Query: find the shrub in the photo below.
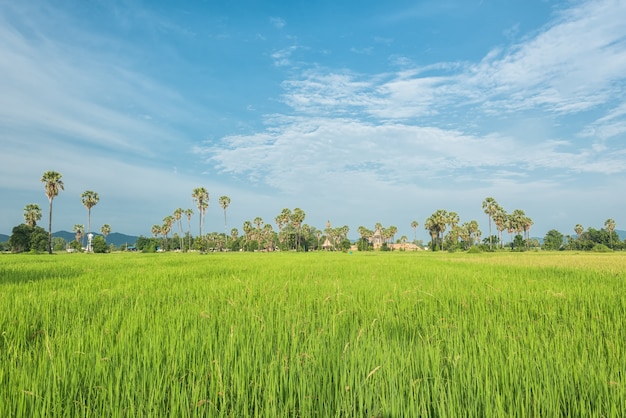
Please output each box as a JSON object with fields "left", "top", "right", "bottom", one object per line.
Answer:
{"left": 591, "top": 244, "right": 612, "bottom": 252}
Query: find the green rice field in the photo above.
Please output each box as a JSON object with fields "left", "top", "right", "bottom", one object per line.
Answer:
{"left": 1, "top": 251, "right": 625, "bottom": 417}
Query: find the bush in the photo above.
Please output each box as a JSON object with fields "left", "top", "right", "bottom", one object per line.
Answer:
{"left": 467, "top": 246, "right": 482, "bottom": 254}
{"left": 591, "top": 244, "right": 612, "bottom": 252}
{"left": 92, "top": 235, "right": 108, "bottom": 253}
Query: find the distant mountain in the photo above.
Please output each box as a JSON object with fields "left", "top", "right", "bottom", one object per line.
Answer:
{"left": 0, "top": 230, "right": 137, "bottom": 247}
{"left": 618, "top": 230, "right": 626, "bottom": 241}
{"left": 51, "top": 231, "right": 138, "bottom": 247}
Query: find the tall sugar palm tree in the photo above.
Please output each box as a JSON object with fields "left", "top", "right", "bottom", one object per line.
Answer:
{"left": 219, "top": 196, "right": 231, "bottom": 246}
{"left": 23, "top": 203, "right": 42, "bottom": 227}
{"left": 447, "top": 211, "right": 460, "bottom": 245}
{"left": 72, "top": 224, "right": 84, "bottom": 246}
{"left": 605, "top": 218, "right": 616, "bottom": 249}
{"left": 41, "top": 171, "right": 64, "bottom": 254}
{"left": 162, "top": 215, "right": 175, "bottom": 250}
{"left": 253, "top": 217, "right": 264, "bottom": 250}
{"left": 192, "top": 187, "right": 209, "bottom": 237}
{"left": 290, "top": 208, "right": 306, "bottom": 251}
{"left": 173, "top": 208, "right": 184, "bottom": 251}
{"left": 81, "top": 190, "right": 99, "bottom": 251}
{"left": 492, "top": 206, "right": 507, "bottom": 249}
{"left": 184, "top": 208, "right": 194, "bottom": 250}
{"left": 410, "top": 220, "right": 419, "bottom": 244}
{"left": 100, "top": 224, "right": 111, "bottom": 243}
{"left": 242, "top": 220, "right": 253, "bottom": 250}
{"left": 482, "top": 197, "right": 498, "bottom": 250}
{"left": 574, "top": 224, "right": 584, "bottom": 240}
{"left": 424, "top": 216, "right": 438, "bottom": 250}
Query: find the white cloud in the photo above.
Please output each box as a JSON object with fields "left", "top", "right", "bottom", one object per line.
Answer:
{"left": 270, "top": 17, "right": 286, "bottom": 29}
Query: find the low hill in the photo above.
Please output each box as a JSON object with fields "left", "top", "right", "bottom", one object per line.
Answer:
{"left": 0, "top": 233, "right": 8, "bottom": 243}
{"left": 52, "top": 231, "right": 138, "bottom": 247}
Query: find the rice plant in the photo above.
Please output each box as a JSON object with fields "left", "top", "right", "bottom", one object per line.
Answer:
{"left": 0, "top": 251, "right": 624, "bottom": 416}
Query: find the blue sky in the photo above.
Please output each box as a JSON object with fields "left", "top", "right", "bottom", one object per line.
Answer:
{"left": 1, "top": 0, "right": 625, "bottom": 241}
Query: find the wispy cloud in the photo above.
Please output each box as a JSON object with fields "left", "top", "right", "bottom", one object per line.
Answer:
{"left": 201, "top": 0, "right": 626, "bottom": 198}
{"left": 271, "top": 45, "right": 299, "bottom": 67}
{"left": 270, "top": 17, "right": 286, "bottom": 29}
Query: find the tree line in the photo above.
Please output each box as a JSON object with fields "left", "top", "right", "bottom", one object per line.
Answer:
{"left": 3, "top": 171, "right": 623, "bottom": 253}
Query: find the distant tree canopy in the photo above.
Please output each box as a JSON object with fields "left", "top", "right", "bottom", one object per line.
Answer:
{"left": 9, "top": 224, "right": 49, "bottom": 253}
{"left": 543, "top": 230, "right": 564, "bottom": 250}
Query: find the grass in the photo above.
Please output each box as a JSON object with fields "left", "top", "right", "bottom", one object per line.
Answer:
{"left": 0, "top": 251, "right": 625, "bottom": 417}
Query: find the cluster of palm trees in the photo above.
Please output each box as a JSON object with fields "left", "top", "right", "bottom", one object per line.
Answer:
{"left": 574, "top": 219, "right": 618, "bottom": 249}
{"left": 481, "top": 197, "right": 534, "bottom": 250}
{"left": 422, "top": 210, "right": 481, "bottom": 251}
{"left": 28, "top": 172, "right": 620, "bottom": 254}
{"left": 151, "top": 188, "right": 232, "bottom": 251}
{"left": 21, "top": 171, "right": 111, "bottom": 253}
{"left": 240, "top": 208, "right": 314, "bottom": 251}
{"left": 357, "top": 223, "right": 399, "bottom": 248}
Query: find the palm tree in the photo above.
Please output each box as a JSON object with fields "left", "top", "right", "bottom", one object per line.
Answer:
{"left": 522, "top": 216, "right": 534, "bottom": 248}
{"left": 482, "top": 197, "right": 498, "bottom": 250}
{"left": 253, "top": 217, "right": 263, "bottom": 249}
{"left": 173, "top": 208, "right": 184, "bottom": 251}
{"left": 162, "top": 215, "right": 175, "bottom": 250}
{"left": 605, "top": 218, "right": 616, "bottom": 249}
{"left": 184, "top": 208, "right": 194, "bottom": 250}
{"left": 81, "top": 190, "right": 99, "bottom": 252}
{"left": 426, "top": 209, "right": 449, "bottom": 251}
{"left": 23, "top": 204, "right": 42, "bottom": 227}
{"left": 219, "top": 196, "right": 231, "bottom": 246}
{"left": 492, "top": 206, "right": 507, "bottom": 249}
{"left": 230, "top": 228, "right": 239, "bottom": 245}
{"left": 242, "top": 220, "right": 253, "bottom": 250}
{"left": 191, "top": 187, "right": 209, "bottom": 237}
{"left": 574, "top": 224, "right": 584, "bottom": 240}
{"left": 410, "top": 220, "right": 419, "bottom": 243}
{"left": 41, "top": 171, "right": 64, "bottom": 254}
{"left": 467, "top": 220, "right": 480, "bottom": 248}
{"left": 290, "top": 208, "right": 306, "bottom": 251}
{"left": 262, "top": 223, "right": 274, "bottom": 251}
{"left": 72, "top": 224, "right": 84, "bottom": 246}
{"left": 100, "top": 224, "right": 111, "bottom": 243}
{"left": 424, "top": 216, "right": 438, "bottom": 250}
{"left": 447, "top": 212, "right": 460, "bottom": 245}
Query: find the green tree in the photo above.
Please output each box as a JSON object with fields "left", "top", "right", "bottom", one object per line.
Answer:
{"left": 543, "top": 229, "right": 564, "bottom": 251}
{"left": 81, "top": 190, "right": 99, "bottom": 251}
{"left": 41, "top": 170, "right": 64, "bottom": 254}
{"left": 9, "top": 224, "right": 33, "bottom": 253}
{"left": 91, "top": 235, "right": 108, "bottom": 253}
{"left": 23, "top": 204, "right": 42, "bottom": 227}
{"left": 52, "top": 236, "right": 67, "bottom": 252}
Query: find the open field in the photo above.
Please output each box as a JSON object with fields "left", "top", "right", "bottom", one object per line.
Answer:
{"left": 1, "top": 251, "right": 625, "bottom": 417}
